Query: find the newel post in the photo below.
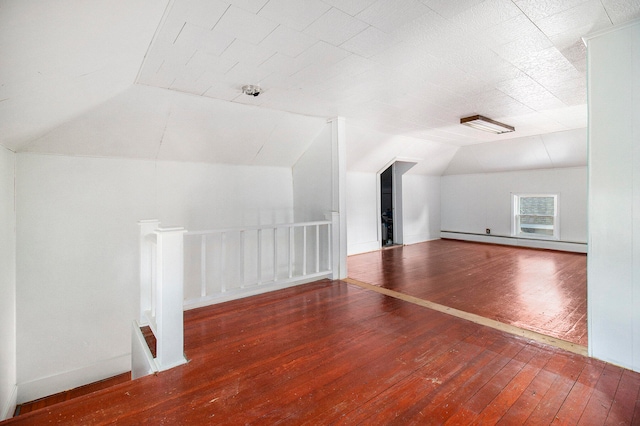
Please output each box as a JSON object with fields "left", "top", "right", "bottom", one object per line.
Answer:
{"left": 155, "top": 226, "right": 188, "bottom": 370}
{"left": 139, "top": 220, "right": 160, "bottom": 324}
{"left": 326, "top": 211, "right": 340, "bottom": 280}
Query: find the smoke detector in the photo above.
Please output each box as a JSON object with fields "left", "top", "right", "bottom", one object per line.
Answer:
{"left": 241, "top": 84, "right": 261, "bottom": 97}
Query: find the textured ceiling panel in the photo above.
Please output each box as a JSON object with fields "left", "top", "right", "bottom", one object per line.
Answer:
{"left": 3, "top": 0, "right": 639, "bottom": 173}
{"left": 303, "top": 7, "right": 369, "bottom": 46}
{"left": 127, "top": 0, "right": 640, "bottom": 151}
{"left": 257, "top": 0, "right": 331, "bottom": 31}
{"left": 321, "top": 0, "right": 377, "bottom": 16}
{"left": 355, "top": 0, "right": 431, "bottom": 33}
{"left": 214, "top": 5, "right": 278, "bottom": 44}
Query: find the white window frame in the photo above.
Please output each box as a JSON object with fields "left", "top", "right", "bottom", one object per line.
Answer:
{"left": 511, "top": 193, "right": 559, "bottom": 240}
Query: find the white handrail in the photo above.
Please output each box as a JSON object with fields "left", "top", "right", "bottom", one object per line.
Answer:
{"left": 185, "top": 220, "right": 331, "bottom": 235}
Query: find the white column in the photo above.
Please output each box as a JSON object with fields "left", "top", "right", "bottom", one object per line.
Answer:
{"left": 326, "top": 212, "right": 340, "bottom": 280}
{"left": 155, "top": 226, "right": 188, "bottom": 371}
{"left": 329, "top": 117, "right": 347, "bottom": 279}
{"left": 138, "top": 220, "right": 160, "bottom": 325}
{"left": 585, "top": 19, "right": 640, "bottom": 372}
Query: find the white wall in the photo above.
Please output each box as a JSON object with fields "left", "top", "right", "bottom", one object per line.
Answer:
{"left": 402, "top": 174, "right": 441, "bottom": 245}
{"left": 586, "top": 20, "right": 640, "bottom": 372}
{"left": 292, "top": 123, "right": 333, "bottom": 222}
{"left": 441, "top": 167, "right": 587, "bottom": 251}
{"left": 15, "top": 153, "right": 294, "bottom": 403}
{"left": 346, "top": 172, "right": 379, "bottom": 255}
{"left": 0, "top": 146, "right": 17, "bottom": 420}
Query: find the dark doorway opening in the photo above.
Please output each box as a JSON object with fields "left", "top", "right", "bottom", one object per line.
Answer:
{"left": 380, "top": 165, "right": 394, "bottom": 247}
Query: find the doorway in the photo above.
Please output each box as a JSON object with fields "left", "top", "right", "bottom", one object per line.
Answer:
{"left": 378, "top": 161, "right": 416, "bottom": 248}
{"left": 380, "top": 165, "right": 394, "bottom": 247}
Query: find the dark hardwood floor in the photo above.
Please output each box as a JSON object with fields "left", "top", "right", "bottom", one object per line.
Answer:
{"left": 6, "top": 279, "right": 639, "bottom": 425}
{"left": 348, "top": 239, "right": 588, "bottom": 346}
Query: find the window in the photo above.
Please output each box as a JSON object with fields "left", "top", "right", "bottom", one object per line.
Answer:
{"left": 512, "top": 194, "right": 558, "bottom": 239}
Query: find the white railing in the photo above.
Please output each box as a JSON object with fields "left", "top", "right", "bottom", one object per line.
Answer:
{"left": 133, "top": 212, "right": 339, "bottom": 378}
{"left": 183, "top": 213, "right": 338, "bottom": 309}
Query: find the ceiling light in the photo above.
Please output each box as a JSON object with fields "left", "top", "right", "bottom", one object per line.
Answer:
{"left": 460, "top": 115, "right": 515, "bottom": 134}
{"left": 241, "top": 84, "right": 261, "bottom": 97}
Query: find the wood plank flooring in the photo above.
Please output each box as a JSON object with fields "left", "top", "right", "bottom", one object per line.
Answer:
{"left": 6, "top": 280, "right": 639, "bottom": 425}
{"left": 348, "top": 239, "right": 588, "bottom": 346}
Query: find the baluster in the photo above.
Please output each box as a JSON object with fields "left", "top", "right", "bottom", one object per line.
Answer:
{"left": 257, "top": 228, "right": 262, "bottom": 284}
{"left": 221, "top": 232, "right": 226, "bottom": 293}
{"left": 316, "top": 225, "right": 320, "bottom": 273}
{"left": 200, "top": 235, "right": 206, "bottom": 298}
{"left": 326, "top": 223, "right": 331, "bottom": 272}
{"left": 138, "top": 219, "right": 160, "bottom": 325}
{"left": 151, "top": 242, "right": 157, "bottom": 319}
{"left": 273, "top": 227, "right": 278, "bottom": 282}
{"left": 288, "top": 226, "right": 293, "bottom": 279}
{"left": 302, "top": 225, "right": 307, "bottom": 276}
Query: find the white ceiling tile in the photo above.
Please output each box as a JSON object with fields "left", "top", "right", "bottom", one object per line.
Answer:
{"left": 321, "top": 0, "right": 378, "bottom": 16}
{"left": 477, "top": 14, "right": 544, "bottom": 46}
{"left": 202, "top": 74, "right": 248, "bottom": 101}
{"left": 154, "top": 12, "right": 189, "bottom": 45}
{"left": 175, "top": 0, "right": 230, "bottom": 30}
{"left": 514, "top": 0, "right": 592, "bottom": 21}
{"left": 443, "top": 45, "right": 511, "bottom": 78}
{"left": 258, "top": 0, "right": 331, "bottom": 31}
{"left": 138, "top": 41, "right": 196, "bottom": 87}
{"left": 326, "top": 54, "right": 377, "bottom": 79}
{"left": 449, "top": 0, "right": 522, "bottom": 32}
{"left": 304, "top": 8, "right": 369, "bottom": 46}
{"left": 219, "top": 38, "right": 275, "bottom": 66}
{"left": 258, "top": 53, "right": 299, "bottom": 75}
{"left": 391, "top": 6, "right": 453, "bottom": 42}
{"left": 225, "top": 60, "right": 274, "bottom": 84}
{"left": 552, "top": 85, "right": 586, "bottom": 106}
{"left": 534, "top": 0, "right": 611, "bottom": 37}
{"left": 601, "top": 0, "right": 640, "bottom": 24}
{"left": 175, "top": 24, "right": 236, "bottom": 56}
{"left": 356, "top": 0, "right": 431, "bottom": 33}
{"left": 259, "top": 25, "right": 318, "bottom": 57}
{"left": 511, "top": 47, "right": 583, "bottom": 88}
{"left": 295, "top": 41, "right": 351, "bottom": 69}
{"left": 213, "top": 5, "right": 279, "bottom": 44}
{"left": 340, "top": 26, "right": 398, "bottom": 58}
{"left": 420, "top": 0, "right": 485, "bottom": 19}
{"left": 490, "top": 31, "right": 554, "bottom": 63}
{"left": 190, "top": 50, "right": 238, "bottom": 75}
{"left": 227, "top": 0, "right": 270, "bottom": 14}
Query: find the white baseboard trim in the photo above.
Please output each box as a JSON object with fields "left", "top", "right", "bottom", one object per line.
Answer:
{"left": 403, "top": 234, "right": 439, "bottom": 246}
{"left": 17, "top": 354, "right": 130, "bottom": 404}
{"left": 1, "top": 384, "right": 17, "bottom": 420}
{"left": 348, "top": 240, "right": 380, "bottom": 256}
{"left": 440, "top": 231, "right": 587, "bottom": 253}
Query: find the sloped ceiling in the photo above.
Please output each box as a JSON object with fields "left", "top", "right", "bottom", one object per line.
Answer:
{"left": 1, "top": 0, "right": 639, "bottom": 173}
{"left": 20, "top": 85, "right": 327, "bottom": 167}
{"left": 0, "top": 0, "right": 167, "bottom": 150}
{"left": 443, "top": 127, "right": 587, "bottom": 175}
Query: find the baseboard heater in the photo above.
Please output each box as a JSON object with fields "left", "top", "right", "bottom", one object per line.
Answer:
{"left": 440, "top": 231, "right": 587, "bottom": 253}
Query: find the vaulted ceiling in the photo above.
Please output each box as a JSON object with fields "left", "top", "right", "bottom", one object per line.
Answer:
{"left": 1, "top": 0, "right": 639, "bottom": 174}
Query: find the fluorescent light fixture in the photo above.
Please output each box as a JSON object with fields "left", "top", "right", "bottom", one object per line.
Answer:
{"left": 460, "top": 115, "right": 515, "bottom": 134}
